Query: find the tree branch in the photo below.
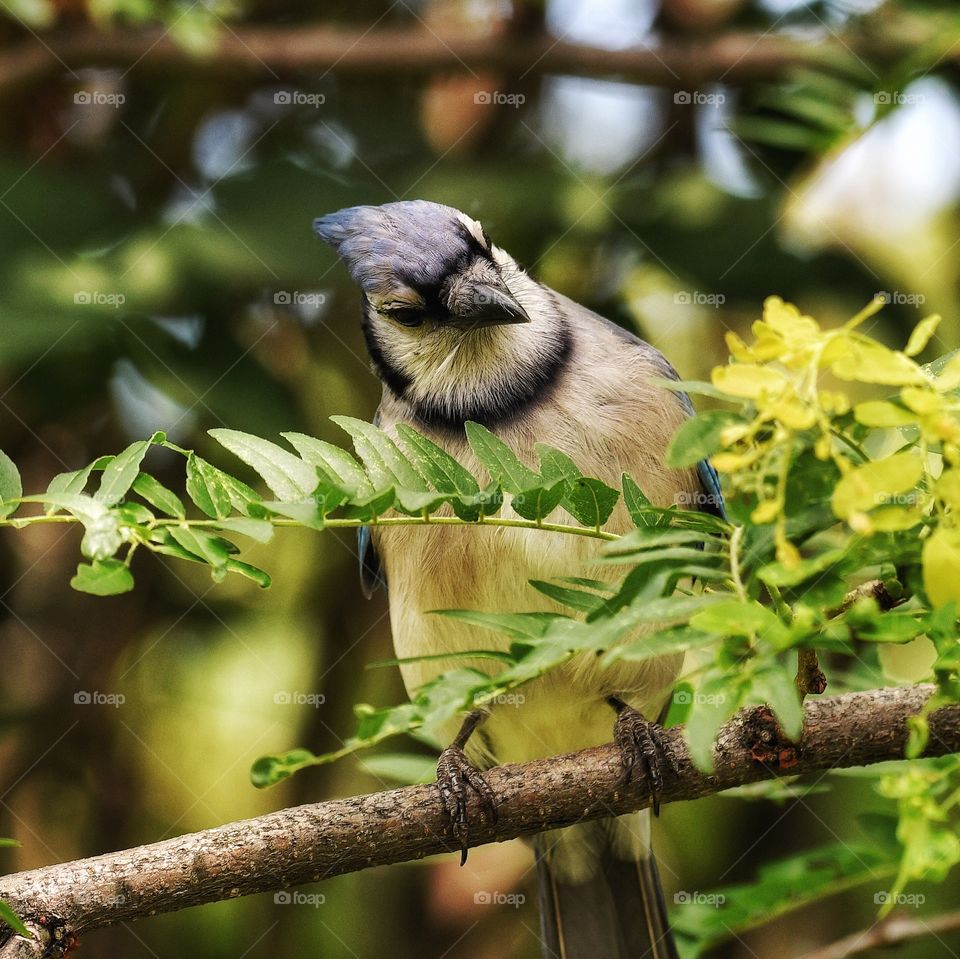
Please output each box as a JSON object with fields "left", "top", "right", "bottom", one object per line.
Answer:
{"left": 800, "top": 910, "right": 960, "bottom": 959}
{"left": 0, "top": 19, "right": 951, "bottom": 98}
{"left": 1, "top": 684, "right": 957, "bottom": 957}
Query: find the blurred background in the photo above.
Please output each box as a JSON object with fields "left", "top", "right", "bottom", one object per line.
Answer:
{"left": 1, "top": 0, "right": 960, "bottom": 956}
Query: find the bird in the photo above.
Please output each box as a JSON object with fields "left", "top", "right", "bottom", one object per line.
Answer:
{"left": 314, "top": 199, "right": 723, "bottom": 959}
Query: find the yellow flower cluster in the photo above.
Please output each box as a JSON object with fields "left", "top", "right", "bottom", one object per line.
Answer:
{"left": 708, "top": 296, "right": 960, "bottom": 603}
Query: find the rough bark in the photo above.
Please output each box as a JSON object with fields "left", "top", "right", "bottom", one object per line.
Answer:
{"left": 0, "top": 685, "right": 956, "bottom": 956}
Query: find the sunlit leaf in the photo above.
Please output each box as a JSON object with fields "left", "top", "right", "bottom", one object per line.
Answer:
{"left": 96, "top": 440, "right": 150, "bottom": 506}
{"left": 70, "top": 559, "right": 134, "bottom": 596}
{"left": 465, "top": 421, "right": 539, "bottom": 492}
{"left": 0, "top": 448, "right": 22, "bottom": 518}
{"left": 209, "top": 429, "right": 318, "bottom": 501}
{"left": 132, "top": 472, "right": 185, "bottom": 518}
{"left": 667, "top": 410, "right": 744, "bottom": 468}
{"left": 831, "top": 452, "right": 924, "bottom": 521}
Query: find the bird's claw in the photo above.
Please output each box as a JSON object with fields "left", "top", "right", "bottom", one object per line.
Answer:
{"left": 613, "top": 703, "right": 672, "bottom": 816}
{"left": 436, "top": 744, "right": 498, "bottom": 865}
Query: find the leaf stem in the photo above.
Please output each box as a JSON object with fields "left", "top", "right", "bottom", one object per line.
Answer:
{"left": 0, "top": 511, "right": 621, "bottom": 542}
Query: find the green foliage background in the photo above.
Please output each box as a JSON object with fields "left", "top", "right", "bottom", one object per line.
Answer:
{"left": 2, "top": 1, "right": 960, "bottom": 957}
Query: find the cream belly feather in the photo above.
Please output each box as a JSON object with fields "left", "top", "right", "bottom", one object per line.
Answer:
{"left": 372, "top": 320, "right": 700, "bottom": 772}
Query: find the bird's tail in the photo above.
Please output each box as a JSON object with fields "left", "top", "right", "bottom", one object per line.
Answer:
{"left": 534, "top": 815, "right": 678, "bottom": 959}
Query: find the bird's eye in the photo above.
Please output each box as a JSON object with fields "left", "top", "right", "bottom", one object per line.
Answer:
{"left": 384, "top": 306, "right": 423, "bottom": 328}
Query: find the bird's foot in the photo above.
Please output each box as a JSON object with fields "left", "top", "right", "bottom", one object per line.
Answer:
{"left": 436, "top": 744, "right": 498, "bottom": 866}
{"left": 609, "top": 697, "right": 672, "bottom": 816}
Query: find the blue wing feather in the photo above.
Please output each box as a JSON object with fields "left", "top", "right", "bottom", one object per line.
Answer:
{"left": 358, "top": 406, "right": 387, "bottom": 598}
{"left": 696, "top": 457, "right": 726, "bottom": 520}
{"left": 358, "top": 525, "right": 386, "bottom": 598}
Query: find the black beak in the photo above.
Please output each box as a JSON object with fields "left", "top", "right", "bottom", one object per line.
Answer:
{"left": 449, "top": 282, "right": 530, "bottom": 329}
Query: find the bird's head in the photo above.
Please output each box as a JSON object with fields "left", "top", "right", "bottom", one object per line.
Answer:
{"left": 315, "top": 200, "right": 568, "bottom": 428}
{"left": 314, "top": 199, "right": 529, "bottom": 332}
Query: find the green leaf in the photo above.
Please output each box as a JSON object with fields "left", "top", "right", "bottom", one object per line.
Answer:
{"left": 96, "top": 440, "right": 150, "bottom": 506}
{"left": 622, "top": 472, "right": 661, "bottom": 528}
{"left": 748, "top": 665, "right": 803, "bottom": 739}
{"left": 331, "top": 417, "right": 426, "bottom": 490}
{"left": 224, "top": 559, "right": 272, "bottom": 588}
{"left": 263, "top": 500, "right": 325, "bottom": 528}
{"left": 536, "top": 443, "right": 582, "bottom": 484}
{"left": 465, "top": 421, "right": 539, "bottom": 493}
{"left": 396, "top": 424, "right": 479, "bottom": 496}
{"left": 209, "top": 429, "right": 318, "bottom": 501}
{"left": 603, "top": 527, "right": 719, "bottom": 560}
{"left": 529, "top": 579, "right": 606, "bottom": 614}
{"left": 603, "top": 626, "right": 716, "bottom": 665}
{"left": 281, "top": 432, "right": 373, "bottom": 498}
{"left": 756, "top": 549, "right": 846, "bottom": 588}
{"left": 369, "top": 649, "right": 514, "bottom": 669}
{"left": 332, "top": 418, "right": 441, "bottom": 514}
{"left": 671, "top": 843, "right": 893, "bottom": 956}
{"left": 397, "top": 424, "right": 483, "bottom": 520}
{"left": 831, "top": 451, "right": 924, "bottom": 520}
{"left": 22, "top": 491, "right": 107, "bottom": 525}
{"left": 250, "top": 748, "right": 319, "bottom": 788}
{"left": 667, "top": 410, "right": 743, "bottom": 469}
{"left": 563, "top": 477, "right": 619, "bottom": 528}
{"left": 45, "top": 463, "right": 97, "bottom": 504}
{"left": 216, "top": 517, "right": 274, "bottom": 543}
{"left": 431, "top": 609, "right": 566, "bottom": 640}
{"left": 0, "top": 899, "right": 30, "bottom": 939}
{"left": 70, "top": 559, "right": 135, "bottom": 596}
{"left": 536, "top": 443, "right": 619, "bottom": 526}
{"left": 510, "top": 481, "right": 566, "bottom": 522}
{"left": 340, "top": 487, "right": 397, "bottom": 522}
{"left": 132, "top": 472, "right": 185, "bottom": 518}
{"left": 186, "top": 454, "right": 232, "bottom": 519}
{"left": 691, "top": 600, "right": 791, "bottom": 650}
{"left": 169, "top": 527, "right": 231, "bottom": 569}
{"left": 647, "top": 376, "right": 734, "bottom": 400}
{"left": 117, "top": 502, "right": 154, "bottom": 526}
{"left": 684, "top": 672, "right": 743, "bottom": 772}
{"left": 0, "top": 448, "right": 22, "bottom": 518}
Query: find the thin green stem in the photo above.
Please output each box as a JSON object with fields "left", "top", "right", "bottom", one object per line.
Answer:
{"left": 0, "top": 511, "right": 621, "bottom": 542}
{"left": 729, "top": 524, "right": 747, "bottom": 602}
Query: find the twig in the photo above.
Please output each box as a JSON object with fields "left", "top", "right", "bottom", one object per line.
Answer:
{"left": 800, "top": 909, "right": 960, "bottom": 959}
{"left": 0, "top": 684, "right": 957, "bottom": 957}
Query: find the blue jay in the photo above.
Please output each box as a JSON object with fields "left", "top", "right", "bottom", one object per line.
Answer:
{"left": 315, "top": 200, "right": 723, "bottom": 959}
